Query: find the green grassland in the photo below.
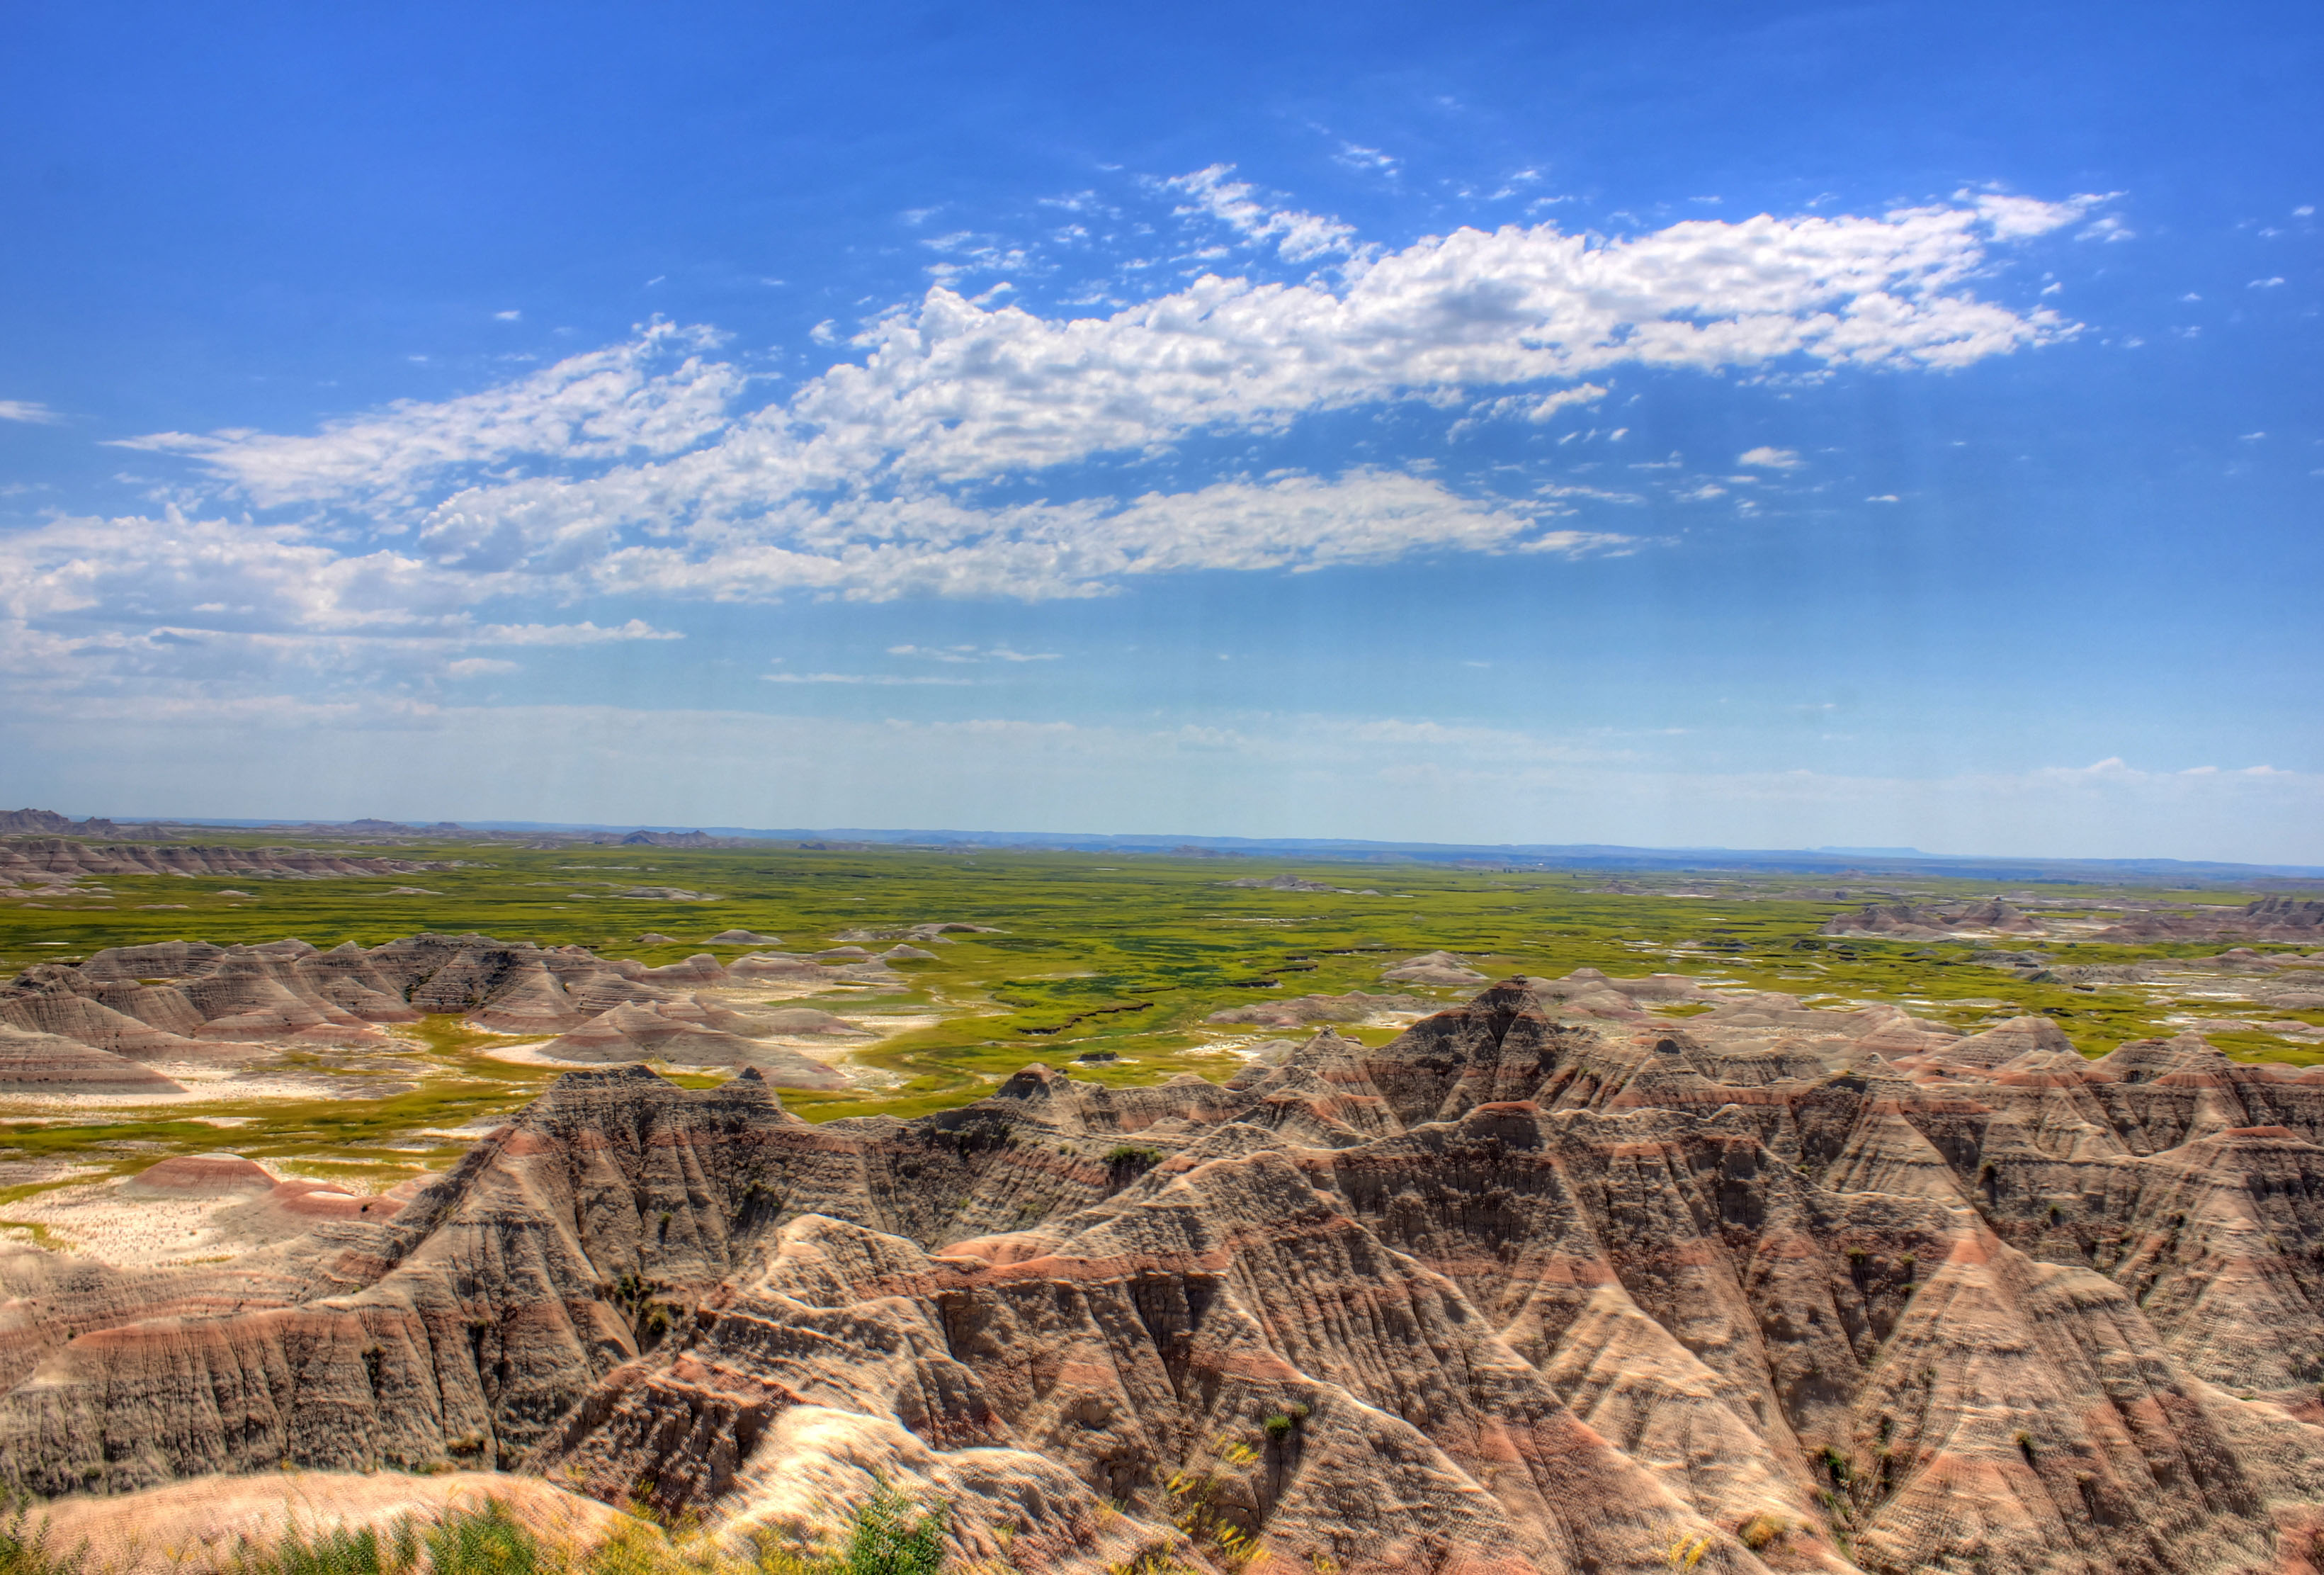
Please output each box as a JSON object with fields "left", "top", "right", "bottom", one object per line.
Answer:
{"left": 2, "top": 842, "right": 2320, "bottom": 1204}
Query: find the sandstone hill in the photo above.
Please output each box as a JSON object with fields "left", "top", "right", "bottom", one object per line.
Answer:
{"left": 0, "top": 838, "right": 458, "bottom": 883}
{"left": 2092, "top": 896, "right": 2324, "bottom": 943}
{"left": 0, "top": 932, "right": 890, "bottom": 1085}
{"left": 1223, "top": 874, "right": 1383, "bottom": 895}
{"left": 12, "top": 972, "right": 2324, "bottom": 1570}
{"left": 0, "top": 808, "right": 174, "bottom": 840}
{"left": 1820, "top": 898, "right": 2039, "bottom": 938}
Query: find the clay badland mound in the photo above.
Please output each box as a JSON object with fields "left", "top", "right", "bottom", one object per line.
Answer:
{"left": 0, "top": 934, "right": 883, "bottom": 1078}
{"left": 11, "top": 979, "right": 2324, "bottom": 1571}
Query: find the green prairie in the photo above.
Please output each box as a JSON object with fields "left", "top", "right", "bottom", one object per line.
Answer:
{"left": 3, "top": 841, "right": 2318, "bottom": 1205}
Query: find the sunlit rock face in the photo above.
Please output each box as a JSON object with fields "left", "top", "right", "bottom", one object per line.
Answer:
{"left": 11, "top": 976, "right": 2324, "bottom": 1574}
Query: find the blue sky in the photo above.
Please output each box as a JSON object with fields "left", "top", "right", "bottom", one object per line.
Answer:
{"left": 2, "top": 1, "right": 2318, "bottom": 859}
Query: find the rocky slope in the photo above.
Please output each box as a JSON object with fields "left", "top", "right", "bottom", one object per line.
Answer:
{"left": 0, "top": 932, "right": 888, "bottom": 1085}
{"left": 1820, "top": 898, "right": 2039, "bottom": 937}
{"left": 0, "top": 838, "right": 458, "bottom": 882}
{"left": 11, "top": 974, "right": 2324, "bottom": 1571}
{"left": 2092, "top": 896, "right": 2324, "bottom": 943}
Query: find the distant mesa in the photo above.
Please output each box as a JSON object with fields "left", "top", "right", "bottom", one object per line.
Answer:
{"left": 752, "top": 1007, "right": 868, "bottom": 1037}
{"left": 1379, "top": 949, "right": 1490, "bottom": 986}
{"left": 1819, "top": 893, "right": 2324, "bottom": 945}
{"left": 1207, "top": 990, "right": 1432, "bottom": 1029}
{"left": 725, "top": 949, "right": 905, "bottom": 986}
{"left": 2092, "top": 896, "right": 2324, "bottom": 943}
{"left": 707, "top": 929, "right": 781, "bottom": 944}
{"left": 832, "top": 921, "right": 1004, "bottom": 944}
{"left": 1224, "top": 873, "right": 1383, "bottom": 895}
{"left": 0, "top": 837, "right": 458, "bottom": 884}
{"left": 1821, "top": 897, "right": 2039, "bottom": 939}
{"left": 0, "top": 808, "right": 174, "bottom": 842}
{"left": 533, "top": 999, "right": 850, "bottom": 1089}
{"left": 0, "top": 930, "right": 904, "bottom": 1066}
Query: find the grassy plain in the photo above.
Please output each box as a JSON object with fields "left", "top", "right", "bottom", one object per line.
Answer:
{"left": 3, "top": 841, "right": 2320, "bottom": 1210}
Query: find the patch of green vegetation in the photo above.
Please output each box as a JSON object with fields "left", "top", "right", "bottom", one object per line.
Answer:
{"left": 5, "top": 842, "right": 2319, "bottom": 1188}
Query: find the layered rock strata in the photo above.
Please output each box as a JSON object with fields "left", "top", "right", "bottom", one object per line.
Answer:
{"left": 0, "top": 839, "right": 456, "bottom": 881}
{"left": 11, "top": 977, "right": 2324, "bottom": 1571}
{"left": 0, "top": 935, "right": 880, "bottom": 1083}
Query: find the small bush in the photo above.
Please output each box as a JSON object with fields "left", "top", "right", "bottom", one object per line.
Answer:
{"left": 1101, "top": 1146, "right": 1162, "bottom": 1170}
{"left": 830, "top": 1483, "right": 946, "bottom": 1575}
{"left": 426, "top": 1498, "right": 543, "bottom": 1575}
{"left": 240, "top": 1518, "right": 421, "bottom": 1575}
{"left": 1262, "top": 1414, "right": 1295, "bottom": 1441}
{"left": 1737, "top": 1513, "right": 1786, "bottom": 1551}
{"left": 0, "top": 1501, "right": 91, "bottom": 1575}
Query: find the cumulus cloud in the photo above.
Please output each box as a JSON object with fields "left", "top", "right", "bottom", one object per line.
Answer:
{"left": 153, "top": 191, "right": 2088, "bottom": 526}
{"left": 69, "top": 181, "right": 2097, "bottom": 635}
{"left": 1738, "top": 446, "right": 1803, "bottom": 469}
{"left": 591, "top": 470, "right": 1624, "bottom": 603}
{"left": 0, "top": 400, "right": 61, "bottom": 424}
{"left": 1162, "top": 164, "right": 1361, "bottom": 261}
{"left": 116, "top": 319, "right": 743, "bottom": 509}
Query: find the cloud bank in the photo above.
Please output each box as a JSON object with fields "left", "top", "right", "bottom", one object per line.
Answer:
{"left": 101, "top": 185, "right": 2091, "bottom": 614}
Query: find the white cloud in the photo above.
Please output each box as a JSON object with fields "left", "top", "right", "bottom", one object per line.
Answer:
{"left": 1161, "top": 165, "right": 1361, "bottom": 261}
{"left": 1469, "top": 383, "right": 1609, "bottom": 424}
{"left": 0, "top": 400, "right": 61, "bottom": 424}
{"left": 116, "top": 319, "right": 743, "bottom": 509}
{"left": 2250, "top": 277, "right": 2286, "bottom": 289}
{"left": 474, "top": 619, "right": 683, "bottom": 644}
{"left": 591, "top": 470, "right": 1626, "bottom": 602}
{"left": 890, "top": 643, "right": 1060, "bottom": 662}
{"left": 1333, "top": 143, "right": 1400, "bottom": 176}
{"left": 1737, "top": 446, "right": 1802, "bottom": 469}
{"left": 1866, "top": 494, "right": 1900, "bottom": 503}
{"left": 446, "top": 657, "right": 517, "bottom": 677}
{"left": 494, "top": 310, "right": 523, "bottom": 322}
{"left": 99, "top": 185, "right": 2091, "bottom": 611}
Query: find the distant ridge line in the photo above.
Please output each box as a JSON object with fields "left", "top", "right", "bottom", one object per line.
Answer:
{"left": 30, "top": 811, "right": 2324, "bottom": 883}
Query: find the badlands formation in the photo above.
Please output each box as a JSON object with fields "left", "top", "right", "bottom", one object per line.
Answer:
{"left": 0, "top": 932, "right": 917, "bottom": 1092}
{"left": 11, "top": 967, "right": 2324, "bottom": 1572}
